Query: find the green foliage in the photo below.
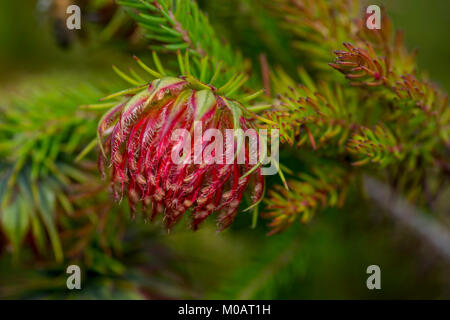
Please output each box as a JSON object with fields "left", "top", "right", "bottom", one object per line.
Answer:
{"left": 101, "top": 50, "right": 254, "bottom": 101}
{"left": 267, "top": 0, "right": 360, "bottom": 73}
{"left": 259, "top": 0, "right": 449, "bottom": 211}
{"left": 264, "top": 165, "right": 349, "bottom": 234}
{"left": 118, "top": 0, "right": 248, "bottom": 89}
{"left": 0, "top": 72, "right": 123, "bottom": 261}
{"left": 266, "top": 67, "right": 360, "bottom": 151}
{"left": 347, "top": 124, "right": 403, "bottom": 167}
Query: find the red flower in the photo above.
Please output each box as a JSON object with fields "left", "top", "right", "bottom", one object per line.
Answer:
{"left": 98, "top": 77, "right": 264, "bottom": 230}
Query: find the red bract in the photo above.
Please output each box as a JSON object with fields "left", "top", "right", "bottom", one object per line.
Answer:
{"left": 98, "top": 77, "right": 264, "bottom": 230}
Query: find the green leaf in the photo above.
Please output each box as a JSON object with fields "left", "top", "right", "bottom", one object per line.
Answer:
{"left": 37, "top": 185, "right": 63, "bottom": 263}
{"left": 1, "top": 196, "right": 30, "bottom": 259}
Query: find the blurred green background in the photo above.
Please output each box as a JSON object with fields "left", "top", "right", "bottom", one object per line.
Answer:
{"left": 0, "top": 0, "right": 448, "bottom": 299}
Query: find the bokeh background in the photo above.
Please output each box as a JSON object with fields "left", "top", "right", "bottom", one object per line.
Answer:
{"left": 0, "top": 0, "right": 449, "bottom": 299}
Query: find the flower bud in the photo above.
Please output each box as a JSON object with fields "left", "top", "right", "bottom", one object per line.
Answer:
{"left": 98, "top": 77, "right": 264, "bottom": 230}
